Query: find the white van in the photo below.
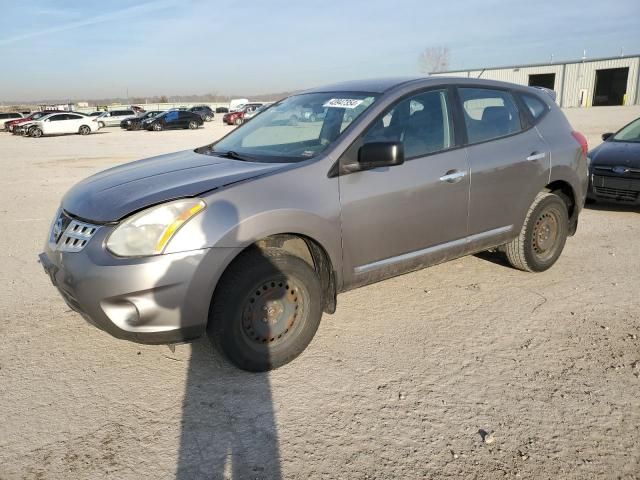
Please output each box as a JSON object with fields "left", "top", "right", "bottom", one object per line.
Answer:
{"left": 229, "top": 98, "right": 249, "bottom": 112}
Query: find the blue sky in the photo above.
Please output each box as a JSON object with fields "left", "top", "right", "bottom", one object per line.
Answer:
{"left": 1, "top": 0, "right": 639, "bottom": 101}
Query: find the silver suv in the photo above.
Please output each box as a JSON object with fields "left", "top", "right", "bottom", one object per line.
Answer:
{"left": 40, "top": 77, "right": 588, "bottom": 371}
{"left": 96, "top": 109, "right": 138, "bottom": 127}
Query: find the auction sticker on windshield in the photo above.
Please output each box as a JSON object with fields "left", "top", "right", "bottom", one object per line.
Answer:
{"left": 323, "top": 98, "right": 364, "bottom": 109}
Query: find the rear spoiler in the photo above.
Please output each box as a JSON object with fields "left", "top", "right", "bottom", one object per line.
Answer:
{"left": 531, "top": 86, "right": 557, "bottom": 102}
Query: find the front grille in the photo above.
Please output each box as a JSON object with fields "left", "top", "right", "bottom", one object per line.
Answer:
{"left": 593, "top": 186, "right": 639, "bottom": 202}
{"left": 50, "top": 210, "right": 100, "bottom": 252}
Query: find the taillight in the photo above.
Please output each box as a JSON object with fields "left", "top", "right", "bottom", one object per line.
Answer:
{"left": 571, "top": 131, "right": 588, "bottom": 156}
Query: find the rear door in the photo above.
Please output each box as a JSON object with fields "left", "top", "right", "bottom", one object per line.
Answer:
{"left": 339, "top": 88, "right": 469, "bottom": 287}
{"left": 64, "top": 114, "right": 85, "bottom": 133}
{"left": 457, "top": 86, "right": 550, "bottom": 247}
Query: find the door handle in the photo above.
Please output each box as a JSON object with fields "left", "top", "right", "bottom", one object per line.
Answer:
{"left": 439, "top": 170, "right": 466, "bottom": 183}
{"left": 526, "top": 152, "right": 546, "bottom": 161}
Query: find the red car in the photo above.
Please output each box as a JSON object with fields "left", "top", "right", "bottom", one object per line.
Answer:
{"left": 223, "top": 103, "right": 264, "bottom": 125}
{"left": 5, "top": 110, "right": 61, "bottom": 132}
{"left": 223, "top": 110, "right": 245, "bottom": 126}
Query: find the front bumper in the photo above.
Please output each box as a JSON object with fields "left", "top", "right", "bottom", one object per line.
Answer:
{"left": 39, "top": 225, "right": 242, "bottom": 344}
{"left": 588, "top": 172, "right": 640, "bottom": 205}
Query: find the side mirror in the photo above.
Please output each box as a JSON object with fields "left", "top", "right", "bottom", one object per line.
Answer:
{"left": 358, "top": 142, "right": 404, "bottom": 170}
{"left": 602, "top": 132, "right": 614, "bottom": 141}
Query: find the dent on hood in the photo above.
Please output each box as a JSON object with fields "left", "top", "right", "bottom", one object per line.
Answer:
{"left": 61, "top": 150, "right": 290, "bottom": 223}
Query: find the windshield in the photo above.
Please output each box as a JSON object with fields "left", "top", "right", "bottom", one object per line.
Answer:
{"left": 206, "top": 92, "right": 377, "bottom": 162}
{"left": 612, "top": 118, "right": 640, "bottom": 142}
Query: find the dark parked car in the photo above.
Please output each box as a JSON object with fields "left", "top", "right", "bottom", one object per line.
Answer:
{"left": 587, "top": 117, "right": 640, "bottom": 205}
{"left": 143, "top": 110, "right": 203, "bottom": 131}
{"left": 120, "top": 111, "right": 163, "bottom": 130}
{"left": 215, "top": 106, "right": 229, "bottom": 114}
{"left": 40, "top": 77, "right": 587, "bottom": 372}
{"left": 189, "top": 105, "right": 215, "bottom": 121}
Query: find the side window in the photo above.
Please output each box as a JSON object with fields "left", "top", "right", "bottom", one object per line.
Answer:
{"left": 459, "top": 88, "right": 522, "bottom": 143}
{"left": 49, "top": 114, "right": 65, "bottom": 121}
{"left": 0, "top": 114, "right": 8, "bottom": 119}
{"left": 520, "top": 93, "right": 548, "bottom": 121}
{"left": 362, "top": 89, "right": 453, "bottom": 158}
{"left": 166, "top": 111, "right": 179, "bottom": 121}
{"left": 67, "top": 114, "right": 83, "bottom": 120}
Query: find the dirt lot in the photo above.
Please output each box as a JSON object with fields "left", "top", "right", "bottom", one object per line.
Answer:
{"left": 1, "top": 107, "right": 639, "bottom": 480}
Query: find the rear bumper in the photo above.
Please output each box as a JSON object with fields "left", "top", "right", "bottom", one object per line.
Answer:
{"left": 39, "top": 233, "right": 242, "bottom": 344}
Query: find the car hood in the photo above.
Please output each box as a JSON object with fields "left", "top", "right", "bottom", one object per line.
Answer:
{"left": 62, "top": 149, "right": 291, "bottom": 222}
{"left": 589, "top": 141, "right": 640, "bottom": 168}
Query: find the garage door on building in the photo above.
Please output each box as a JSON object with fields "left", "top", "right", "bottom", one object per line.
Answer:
{"left": 593, "top": 68, "right": 629, "bottom": 106}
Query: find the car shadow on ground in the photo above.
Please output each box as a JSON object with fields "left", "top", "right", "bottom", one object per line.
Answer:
{"left": 584, "top": 201, "right": 639, "bottom": 213}
{"left": 473, "top": 250, "right": 514, "bottom": 269}
{"left": 175, "top": 340, "right": 282, "bottom": 479}
{"left": 151, "top": 199, "right": 283, "bottom": 479}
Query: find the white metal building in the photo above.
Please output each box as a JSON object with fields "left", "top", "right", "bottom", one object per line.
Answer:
{"left": 432, "top": 54, "right": 640, "bottom": 108}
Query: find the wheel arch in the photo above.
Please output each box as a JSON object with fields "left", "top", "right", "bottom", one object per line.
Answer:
{"left": 544, "top": 180, "right": 578, "bottom": 235}
{"left": 209, "top": 232, "right": 338, "bottom": 317}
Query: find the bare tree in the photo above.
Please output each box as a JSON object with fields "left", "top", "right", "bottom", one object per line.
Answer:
{"left": 419, "top": 46, "right": 450, "bottom": 74}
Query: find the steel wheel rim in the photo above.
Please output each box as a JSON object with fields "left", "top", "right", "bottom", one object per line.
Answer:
{"left": 240, "top": 277, "right": 306, "bottom": 346}
{"left": 532, "top": 208, "right": 560, "bottom": 261}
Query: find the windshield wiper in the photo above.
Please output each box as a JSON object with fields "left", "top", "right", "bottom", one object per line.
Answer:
{"left": 211, "top": 150, "right": 255, "bottom": 162}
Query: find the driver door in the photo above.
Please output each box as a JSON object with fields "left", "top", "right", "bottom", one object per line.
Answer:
{"left": 338, "top": 88, "right": 470, "bottom": 287}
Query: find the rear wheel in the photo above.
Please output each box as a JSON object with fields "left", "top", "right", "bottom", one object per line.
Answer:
{"left": 188, "top": 120, "right": 198, "bottom": 129}
{"left": 208, "top": 248, "right": 322, "bottom": 372}
{"left": 31, "top": 127, "right": 43, "bottom": 138}
{"left": 505, "top": 192, "right": 568, "bottom": 272}
{"left": 78, "top": 125, "right": 91, "bottom": 135}
{"left": 98, "top": 121, "right": 105, "bottom": 128}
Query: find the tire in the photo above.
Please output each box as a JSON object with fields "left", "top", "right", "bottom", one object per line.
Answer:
{"left": 153, "top": 123, "right": 163, "bottom": 131}
{"left": 98, "top": 121, "right": 105, "bottom": 128}
{"left": 234, "top": 117, "right": 243, "bottom": 126}
{"left": 205, "top": 114, "right": 213, "bottom": 122}
{"left": 188, "top": 120, "right": 198, "bottom": 129}
{"left": 505, "top": 192, "right": 569, "bottom": 272}
{"left": 208, "top": 248, "right": 323, "bottom": 372}
{"left": 31, "top": 127, "right": 43, "bottom": 138}
{"left": 78, "top": 125, "right": 91, "bottom": 135}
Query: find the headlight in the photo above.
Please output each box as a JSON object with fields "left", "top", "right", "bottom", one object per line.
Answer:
{"left": 106, "top": 199, "right": 206, "bottom": 257}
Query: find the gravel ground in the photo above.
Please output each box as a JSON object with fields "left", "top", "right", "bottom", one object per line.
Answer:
{"left": 0, "top": 107, "right": 639, "bottom": 480}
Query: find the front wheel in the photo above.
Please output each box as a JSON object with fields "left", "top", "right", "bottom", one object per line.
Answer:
{"left": 153, "top": 123, "right": 163, "bottom": 131}
{"left": 188, "top": 120, "right": 198, "bottom": 129}
{"left": 31, "top": 127, "right": 43, "bottom": 138}
{"left": 98, "top": 121, "right": 105, "bottom": 128}
{"left": 205, "top": 114, "right": 213, "bottom": 122}
{"left": 234, "top": 117, "right": 243, "bottom": 126}
{"left": 208, "top": 248, "right": 323, "bottom": 372}
{"left": 505, "top": 192, "right": 569, "bottom": 272}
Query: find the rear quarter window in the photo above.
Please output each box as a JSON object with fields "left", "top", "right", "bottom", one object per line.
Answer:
{"left": 520, "top": 93, "right": 549, "bottom": 121}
